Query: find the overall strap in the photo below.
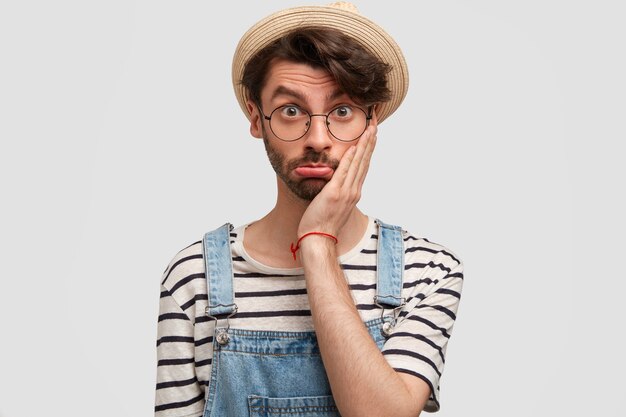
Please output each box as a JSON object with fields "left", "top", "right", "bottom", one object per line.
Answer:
{"left": 203, "top": 223, "right": 237, "bottom": 317}
{"left": 375, "top": 219, "right": 405, "bottom": 308}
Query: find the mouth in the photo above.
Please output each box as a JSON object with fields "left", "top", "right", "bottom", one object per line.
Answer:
{"left": 293, "top": 164, "right": 334, "bottom": 178}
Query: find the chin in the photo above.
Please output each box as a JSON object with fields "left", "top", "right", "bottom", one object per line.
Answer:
{"left": 290, "top": 178, "right": 328, "bottom": 201}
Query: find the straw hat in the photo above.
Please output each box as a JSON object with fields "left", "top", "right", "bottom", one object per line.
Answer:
{"left": 231, "top": 2, "right": 409, "bottom": 124}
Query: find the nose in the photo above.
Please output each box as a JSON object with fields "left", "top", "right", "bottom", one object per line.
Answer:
{"left": 303, "top": 114, "right": 333, "bottom": 151}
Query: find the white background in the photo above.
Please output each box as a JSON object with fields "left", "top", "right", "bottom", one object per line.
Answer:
{"left": 1, "top": 1, "right": 624, "bottom": 416}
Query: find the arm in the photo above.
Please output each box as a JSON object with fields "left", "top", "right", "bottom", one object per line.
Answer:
{"left": 300, "top": 238, "right": 430, "bottom": 417}
{"left": 155, "top": 281, "right": 205, "bottom": 417}
{"left": 297, "top": 115, "right": 430, "bottom": 416}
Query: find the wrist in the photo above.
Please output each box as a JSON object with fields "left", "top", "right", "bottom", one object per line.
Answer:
{"left": 299, "top": 234, "right": 337, "bottom": 251}
{"left": 299, "top": 236, "right": 338, "bottom": 265}
{"left": 291, "top": 232, "right": 338, "bottom": 261}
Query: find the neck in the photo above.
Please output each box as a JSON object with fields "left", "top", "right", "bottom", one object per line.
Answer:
{"left": 243, "top": 179, "right": 369, "bottom": 268}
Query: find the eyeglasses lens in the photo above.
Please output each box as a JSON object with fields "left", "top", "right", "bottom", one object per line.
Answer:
{"left": 269, "top": 105, "right": 367, "bottom": 142}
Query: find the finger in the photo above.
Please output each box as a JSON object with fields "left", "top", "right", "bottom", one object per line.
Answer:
{"left": 350, "top": 107, "right": 378, "bottom": 186}
{"left": 342, "top": 128, "right": 371, "bottom": 189}
{"left": 348, "top": 127, "right": 375, "bottom": 190}
{"left": 331, "top": 144, "right": 357, "bottom": 187}
{"left": 354, "top": 129, "right": 376, "bottom": 190}
{"left": 350, "top": 120, "right": 378, "bottom": 184}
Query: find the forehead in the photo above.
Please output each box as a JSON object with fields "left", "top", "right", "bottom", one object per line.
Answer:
{"left": 261, "top": 59, "right": 349, "bottom": 103}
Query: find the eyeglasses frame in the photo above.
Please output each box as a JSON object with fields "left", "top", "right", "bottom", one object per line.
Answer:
{"left": 258, "top": 104, "right": 373, "bottom": 142}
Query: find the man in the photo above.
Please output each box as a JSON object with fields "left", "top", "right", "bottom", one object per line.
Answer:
{"left": 155, "top": 3, "right": 463, "bottom": 416}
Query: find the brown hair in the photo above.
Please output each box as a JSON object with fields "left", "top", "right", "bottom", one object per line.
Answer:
{"left": 241, "top": 27, "right": 392, "bottom": 107}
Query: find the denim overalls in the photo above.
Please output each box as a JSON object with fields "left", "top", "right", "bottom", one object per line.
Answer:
{"left": 201, "top": 220, "right": 405, "bottom": 417}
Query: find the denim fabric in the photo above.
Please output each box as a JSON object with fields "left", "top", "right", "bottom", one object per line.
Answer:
{"left": 375, "top": 220, "right": 404, "bottom": 308}
{"left": 248, "top": 394, "right": 339, "bottom": 417}
{"left": 204, "top": 319, "right": 388, "bottom": 416}
{"left": 202, "top": 220, "right": 403, "bottom": 417}
{"left": 203, "top": 223, "right": 237, "bottom": 317}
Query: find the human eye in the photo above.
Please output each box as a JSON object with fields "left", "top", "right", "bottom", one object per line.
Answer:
{"left": 330, "top": 105, "right": 354, "bottom": 120}
{"left": 279, "top": 105, "right": 305, "bottom": 119}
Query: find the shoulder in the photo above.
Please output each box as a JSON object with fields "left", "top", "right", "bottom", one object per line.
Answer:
{"left": 374, "top": 217, "right": 463, "bottom": 280}
{"left": 402, "top": 229, "right": 462, "bottom": 273}
{"left": 393, "top": 226, "right": 464, "bottom": 292}
{"left": 160, "top": 239, "right": 207, "bottom": 320}
{"left": 161, "top": 240, "right": 204, "bottom": 289}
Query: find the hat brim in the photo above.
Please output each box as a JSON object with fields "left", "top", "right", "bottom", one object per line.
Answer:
{"left": 232, "top": 5, "right": 409, "bottom": 124}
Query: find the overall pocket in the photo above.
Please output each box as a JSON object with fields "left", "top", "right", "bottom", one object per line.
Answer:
{"left": 248, "top": 395, "right": 340, "bottom": 417}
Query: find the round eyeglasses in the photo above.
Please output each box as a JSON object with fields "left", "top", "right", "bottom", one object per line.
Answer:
{"left": 260, "top": 104, "right": 372, "bottom": 142}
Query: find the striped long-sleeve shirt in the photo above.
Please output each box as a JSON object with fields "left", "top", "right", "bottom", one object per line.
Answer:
{"left": 155, "top": 217, "right": 463, "bottom": 416}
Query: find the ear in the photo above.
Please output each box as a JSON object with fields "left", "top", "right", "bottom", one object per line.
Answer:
{"left": 369, "top": 104, "right": 379, "bottom": 128}
{"left": 246, "top": 99, "right": 263, "bottom": 139}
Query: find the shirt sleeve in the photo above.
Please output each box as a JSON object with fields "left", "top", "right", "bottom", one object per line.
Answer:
{"left": 382, "top": 246, "right": 464, "bottom": 413}
{"left": 155, "top": 264, "right": 206, "bottom": 417}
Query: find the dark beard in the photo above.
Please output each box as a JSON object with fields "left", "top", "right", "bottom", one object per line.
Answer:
{"left": 262, "top": 135, "right": 340, "bottom": 201}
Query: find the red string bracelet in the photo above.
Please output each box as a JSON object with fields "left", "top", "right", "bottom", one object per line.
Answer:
{"left": 290, "top": 232, "right": 338, "bottom": 260}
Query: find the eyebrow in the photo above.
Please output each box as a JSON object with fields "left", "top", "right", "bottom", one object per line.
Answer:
{"left": 270, "top": 85, "right": 347, "bottom": 103}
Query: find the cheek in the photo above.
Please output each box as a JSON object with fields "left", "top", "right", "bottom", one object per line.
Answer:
{"left": 263, "top": 137, "right": 291, "bottom": 170}
{"left": 337, "top": 142, "right": 357, "bottom": 159}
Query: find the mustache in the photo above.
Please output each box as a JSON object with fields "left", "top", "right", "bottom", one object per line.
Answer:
{"left": 286, "top": 150, "right": 340, "bottom": 171}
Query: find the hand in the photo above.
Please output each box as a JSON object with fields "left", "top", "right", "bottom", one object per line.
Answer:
{"left": 297, "top": 110, "right": 378, "bottom": 238}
